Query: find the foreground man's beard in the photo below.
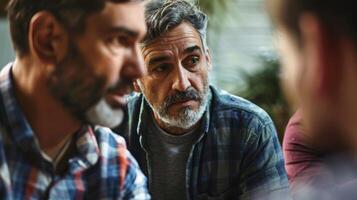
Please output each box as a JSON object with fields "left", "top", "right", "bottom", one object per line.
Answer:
{"left": 47, "top": 41, "right": 126, "bottom": 128}
{"left": 85, "top": 98, "right": 124, "bottom": 128}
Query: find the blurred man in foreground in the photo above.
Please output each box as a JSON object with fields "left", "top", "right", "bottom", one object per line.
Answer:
{"left": 0, "top": 0, "right": 149, "bottom": 199}
{"left": 267, "top": 0, "right": 357, "bottom": 198}
{"left": 120, "top": 0, "right": 289, "bottom": 199}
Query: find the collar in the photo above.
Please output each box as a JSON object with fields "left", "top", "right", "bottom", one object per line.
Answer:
{"left": 0, "top": 63, "right": 38, "bottom": 153}
{"left": 71, "top": 125, "right": 100, "bottom": 172}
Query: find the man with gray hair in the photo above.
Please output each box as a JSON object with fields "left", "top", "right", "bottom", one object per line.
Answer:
{"left": 120, "top": 0, "right": 289, "bottom": 199}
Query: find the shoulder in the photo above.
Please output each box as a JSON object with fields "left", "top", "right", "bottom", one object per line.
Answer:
{"left": 92, "top": 126, "right": 149, "bottom": 198}
{"left": 283, "top": 111, "right": 318, "bottom": 167}
{"left": 92, "top": 126, "right": 142, "bottom": 177}
{"left": 210, "top": 86, "right": 275, "bottom": 135}
{"left": 283, "top": 111, "right": 305, "bottom": 149}
{"left": 93, "top": 126, "right": 133, "bottom": 163}
{"left": 94, "top": 126, "right": 127, "bottom": 148}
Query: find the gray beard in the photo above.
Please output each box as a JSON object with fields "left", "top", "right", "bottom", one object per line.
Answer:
{"left": 85, "top": 98, "right": 124, "bottom": 128}
{"left": 141, "top": 84, "right": 210, "bottom": 130}
{"left": 153, "top": 90, "right": 209, "bottom": 129}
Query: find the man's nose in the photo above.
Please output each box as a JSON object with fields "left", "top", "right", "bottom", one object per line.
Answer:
{"left": 122, "top": 44, "right": 147, "bottom": 80}
{"left": 172, "top": 65, "right": 191, "bottom": 92}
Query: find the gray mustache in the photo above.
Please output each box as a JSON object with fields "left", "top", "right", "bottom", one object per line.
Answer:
{"left": 164, "top": 88, "right": 200, "bottom": 107}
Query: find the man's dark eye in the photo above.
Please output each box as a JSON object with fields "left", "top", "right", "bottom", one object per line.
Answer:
{"left": 109, "top": 35, "right": 131, "bottom": 47}
{"left": 152, "top": 64, "right": 170, "bottom": 73}
{"left": 183, "top": 56, "right": 200, "bottom": 69}
{"left": 190, "top": 56, "right": 200, "bottom": 64}
{"left": 117, "top": 36, "right": 131, "bottom": 47}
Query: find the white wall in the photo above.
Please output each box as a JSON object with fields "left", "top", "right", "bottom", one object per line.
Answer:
{"left": 0, "top": 19, "right": 15, "bottom": 67}
{"left": 208, "top": 0, "right": 276, "bottom": 93}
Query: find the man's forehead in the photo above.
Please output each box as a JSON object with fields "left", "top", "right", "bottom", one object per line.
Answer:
{"left": 144, "top": 41, "right": 203, "bottom": 62}
{"left": 143, "top": 39, "right": 201, "bottom": 55}
{"left": 87, "top": 1, "right": 146, "bottom": 35}
{"left": 142, "top": 22, "right": 203, "bottom": 57}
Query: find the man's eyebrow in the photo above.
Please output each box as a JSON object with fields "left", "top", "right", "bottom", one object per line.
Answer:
{"left": 107, "top": 26, "right": 139, "bottom": 38}
{"left": 148, "top": 56, "right": 171, "bottom": 66}
{"left": 184, "top": 45, "right": 202, "bottom": 54}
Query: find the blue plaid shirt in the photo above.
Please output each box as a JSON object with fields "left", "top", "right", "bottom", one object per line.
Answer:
{"left": 122, "top": 86, "right": 289, "bottom": 199}
{"left": 0, "top": 63, "right": 150, "bottom": 199}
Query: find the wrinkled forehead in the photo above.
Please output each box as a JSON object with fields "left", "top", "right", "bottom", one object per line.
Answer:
{"left": 142, "top": 22, "right": 203, "bottom": 59}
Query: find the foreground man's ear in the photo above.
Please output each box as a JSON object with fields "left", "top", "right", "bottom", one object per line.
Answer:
{"left": 29, "top": 11, "right": 69, "bottom": 65}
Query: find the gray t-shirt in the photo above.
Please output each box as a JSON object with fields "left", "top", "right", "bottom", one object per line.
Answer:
{"left": 145, "top": 116, "right": 200, "bottom": 200}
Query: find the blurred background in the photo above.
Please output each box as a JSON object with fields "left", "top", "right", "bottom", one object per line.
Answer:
{"left": 0, "top": 0, "right": 290, "bottom": 142}
{"left": 0, "top": 0, "right": 14, "bottom": 68}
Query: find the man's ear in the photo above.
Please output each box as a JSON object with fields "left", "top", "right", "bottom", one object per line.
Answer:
{"left": 133, "top": 80, "right": 142, "bottom": 93}
{"left": 28, "top": 11, "right": 69, "bottom": 64}
{"left": 205, "top": 48, "right": 213, "bottom": 71}
{"left": 299, "top": 13, "right": 342, "bottom": 98}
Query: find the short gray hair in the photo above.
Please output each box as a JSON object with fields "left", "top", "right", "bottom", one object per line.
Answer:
{"left": 142, "top": 0, "right": 208, "bottom": 49}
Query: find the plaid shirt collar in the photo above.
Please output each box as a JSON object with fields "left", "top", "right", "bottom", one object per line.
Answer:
{"left": 0, "top": 63, "right": 100, "bottom": 171}
{"left": 0, "top": 63, "right": 35, "bottom": 148}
